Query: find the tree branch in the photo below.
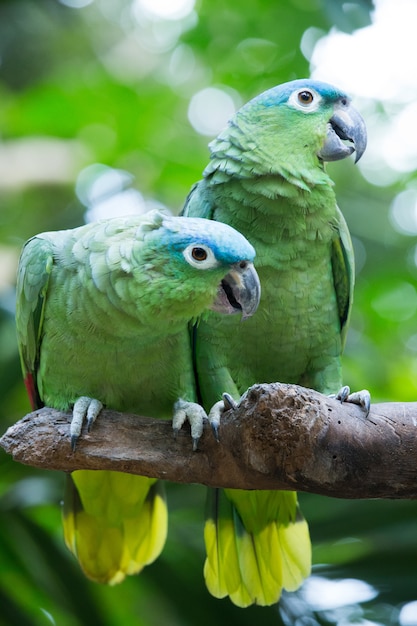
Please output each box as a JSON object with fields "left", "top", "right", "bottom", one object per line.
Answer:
{"left": 2, "top": 382, "right": 417, "bottom": 499}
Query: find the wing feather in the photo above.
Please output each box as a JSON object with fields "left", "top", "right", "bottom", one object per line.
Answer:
{"left": 332, "top": 206, "right": 355, "bottom": 347}
{"left": 15, "top": 236, "right": 54, "bottom": 409}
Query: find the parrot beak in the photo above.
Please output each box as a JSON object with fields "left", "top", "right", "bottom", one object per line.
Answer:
{"left": 211, "top": 261, "right": 261, "bottom": 320}
{"left": 318, "top": 100, "right": 367, "bottom": 163}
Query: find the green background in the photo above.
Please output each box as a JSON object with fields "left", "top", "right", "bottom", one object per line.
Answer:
{"left": 1, "top": 1, "right": 416, "bottom": 624}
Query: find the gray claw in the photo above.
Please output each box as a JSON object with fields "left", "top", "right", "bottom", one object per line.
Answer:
{"left": 172, "top": 399, "right": 207, "bottom": 451}
{"left": 70, "top": 396, "right": 103, "bottom": 449}
{"left": 334, "top": 385, "right": 350, "bottom": 404}
{"left": 222, "top": 392, "right": 238, "bottom": 411}
{"left": 332, "top": 386, "right": 371, "bottom": 417}
{"left": 346, "top": 389, "right": 371, "bottom": 417}
{"left": 207, "top": 393, "right": 240, "bottom": 443}
{"left": 207, "top": 400, "right": 224, "bottom": 441}
{"left": 211, "top": 422, "right": 220, "bottom": 443}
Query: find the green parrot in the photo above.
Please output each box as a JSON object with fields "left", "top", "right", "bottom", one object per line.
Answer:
{"left": 183, "top": 79, "right": 368, "bottom": 607}
{"left": 15, "top": 209, "right": 260, "bottom": 584}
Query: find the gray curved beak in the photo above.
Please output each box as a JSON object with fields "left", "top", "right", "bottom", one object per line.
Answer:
{"left": 211, "top": 261, "right": 261, "bottom": 320}
{"left": 319, "top": 100, "right": 367, "bottom": 163}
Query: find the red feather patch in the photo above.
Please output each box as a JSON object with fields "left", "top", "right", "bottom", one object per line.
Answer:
{"left": 24, "top": 372, "right": 42, "bottom": 410}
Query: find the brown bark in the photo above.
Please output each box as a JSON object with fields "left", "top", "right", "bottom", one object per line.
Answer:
{"left": 2, "top": 382, "right": 417, "bottom": 499}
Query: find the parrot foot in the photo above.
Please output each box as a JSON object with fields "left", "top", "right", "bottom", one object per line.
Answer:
{"left": 172, "top": 399, "right": 208, "bottom": 451}
{"left": 70, "top": 396, "right": 103, "bottom": 451}
{"left": 332, "top": 385, "right": 371, "bottom": 416}
{"left": 207, "top": 392, "right": 238, "bottom": 441}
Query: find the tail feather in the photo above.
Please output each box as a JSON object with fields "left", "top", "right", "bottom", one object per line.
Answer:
{"left": 204, "top": 488, "right": 311, "bottom": 607}
{"left": 278, "top": 508, "right": 311, "bottom": 591}
{"left": 63, "top": 470, "right": 168, "bottom": 584}
{"left": 123, "top": 482, "right": 167, "bottom": 576}
{"left": 204, "top": 490, "right": 253, "bottom": 607}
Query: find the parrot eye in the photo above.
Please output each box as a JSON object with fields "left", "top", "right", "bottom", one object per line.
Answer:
{"left": 183, "top": 244, "right": 220, "bottom": 270}
{"left": 298, "top": 90, "right": 314, "bottom": 105}
{"left": 288, "top": 88, "right": 321, "bottom": 113}
{"left": 191, "top": 247, "right": 208, "bottom": 261}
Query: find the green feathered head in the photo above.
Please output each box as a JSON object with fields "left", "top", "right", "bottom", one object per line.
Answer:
{"left": 86, "top": 211, "right": 260, "bottom": 324}
{"left": 139, "top": 212, "right": 261, "bottom": 321}
{"left": 206, "top": 79, "right": 366, "bottom": 182}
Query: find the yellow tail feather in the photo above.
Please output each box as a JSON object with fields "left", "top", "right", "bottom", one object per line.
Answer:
{"left": 63, "top": 470, "right": 168, "bottom": 584}
{"left": 204, "top": 488, "right": 311, "bottom": 607}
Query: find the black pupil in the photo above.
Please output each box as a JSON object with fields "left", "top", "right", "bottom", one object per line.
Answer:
{"left": 192, "top": 247, "right": 207, "bottom": 261}
{"left": 299, "top": 91, "right": 312, "bottom": 103}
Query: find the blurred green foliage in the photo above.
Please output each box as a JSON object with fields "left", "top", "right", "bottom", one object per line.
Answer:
{"left": 1, "top": 1, "right": 417, "bottom": 625}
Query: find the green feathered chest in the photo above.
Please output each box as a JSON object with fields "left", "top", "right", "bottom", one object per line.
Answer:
{"left": 37, "top": 272, "right": 197, "bottom": 416}
{"left": 191, "top": 177, "right": 345, "bottom": 399}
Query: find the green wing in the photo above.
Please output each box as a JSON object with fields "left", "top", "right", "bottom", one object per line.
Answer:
{"left": 332, "top": 206, "right": 355, "bottom": 348}
{"left": 182, "top": 180, "right": 215, "bottom": 219}
{"left": 15, "top": 235, "right": 54, "bottom": 409}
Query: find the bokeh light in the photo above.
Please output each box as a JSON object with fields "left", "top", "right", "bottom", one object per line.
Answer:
{"left": 58, "top": 0, "right": 94, "bottom": 7}
{"left": 309, "top": 0, "right": 417, "bottom": 179}
{"left": 76, "top": 164, "right": 147, "bottom": 222}
{"left": 371, "top": 282, "right": 417, "bottom": 322}
{"left": 400, "top": 601, "right": 417, "bottom": 626}
{"left": 133, "top": 0, "right": 195, "bottom": 21}
{"left": 310, "top": 0, "right": 417, "bottom": 102}
{"left": 187, "top": 87, "right": 238, "bottom": 136}
{"left": 389, "top": 189, "right": 417, "bottom": 236}
{"left": 302, "top": 576, "right": 378, "bottom": 612}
